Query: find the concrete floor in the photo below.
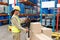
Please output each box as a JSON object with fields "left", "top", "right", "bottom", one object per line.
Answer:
{"left": 0, "top": 25, "right": 57, "bottom": 40}
{"left": 0, "top": 25, "right": 30, "bottom": 40}
{"left": 0, "top": 25, "right": 13, "bottom": 40}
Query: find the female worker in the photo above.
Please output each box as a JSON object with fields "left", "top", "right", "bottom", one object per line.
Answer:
{"left": 10, "top": 6, "right": 28, "bottom": 40}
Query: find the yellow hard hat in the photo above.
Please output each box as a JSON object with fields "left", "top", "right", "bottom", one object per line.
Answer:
{"left": 13, "top": 6, "right": 20, "bottom": 11}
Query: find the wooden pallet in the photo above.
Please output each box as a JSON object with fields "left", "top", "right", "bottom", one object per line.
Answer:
{"left": 52, "top": 32, "right": 60, "bottom": 40}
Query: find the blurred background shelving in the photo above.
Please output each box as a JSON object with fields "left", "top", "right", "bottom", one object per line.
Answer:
{"left": 0, "top": 0, "right": 9, "bottom": 26}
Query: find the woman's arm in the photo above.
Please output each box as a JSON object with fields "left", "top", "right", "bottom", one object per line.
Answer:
{"left": 11, "top": 17, "right": 26, "bottom": 31}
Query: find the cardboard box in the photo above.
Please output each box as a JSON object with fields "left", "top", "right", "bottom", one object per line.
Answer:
{"left": 30, "top": 30, "right": 40, "bottom": 40}
{"left": 41, "top": 27, "right": 52, "bottom": 37}
{"left": 30, "top": 33, "right": 40, "bottom": 40}
{"left": 30, "top": 33, "right": 53, "bottom": 40}
{"left": 30, "top": 22, "right": 43, "bottom": 34}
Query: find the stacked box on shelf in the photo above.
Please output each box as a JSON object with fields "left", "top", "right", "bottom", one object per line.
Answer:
{"left": 32, "top": 8, "right": 37, "bottom": 14}
{"left": 45, "top": 19, "right": 51, "bottom": 26}
{"left": 0, "top": 5, "right": 5, "bottom": 13}
{"left": 25, "top": 6, "right": 37, "bottom": 14}
{"left": 4, "top": 5, "right": 8, "bottom": 14}
{"left": 25, "top": 9, "right": 33, "bottom": 14}
{"left": 0, "top": 16, "right": 4, "bottom": 20}
{"left": 16, "top": 3, "right": 25, "bottom": 14}
{"left": 25, "top": 9, "right": 29, "bottom": 14}
{"left": 25, "top": 5, "right": 34, "bottom": 14}
{"left": 42, "top": 19, "right": 45, "bottom": 26}
{"left": 26, "top": 9, "right": 33, "bottom": 14}
{"left": 2, "top": 0, "right": 8, "bottom": 3}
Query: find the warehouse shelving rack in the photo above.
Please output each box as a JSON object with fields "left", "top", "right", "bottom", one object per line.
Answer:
{"left": 40, "top": 0, "right": 56, "bottom": 32}
{"left": 18, "top": 0, "right": 38, "bottom": 16}
{"left": 8, "top": 0, "right": 39, "bottom": 24}
{"left": 16, "top": 0, "right": 40, "bottom": 21}
{"left": 0, "top": 1, "right": 9, "bottom": 26}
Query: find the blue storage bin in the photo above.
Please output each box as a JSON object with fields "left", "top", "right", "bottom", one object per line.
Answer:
{"left": 4, "top": 16, "right": 9, "bottom": 19}
{"left": 42, "top": 8, "right": 49, "bottom": 14}
{"left": 16, "top": 3, "right": 25, "bottom": 14}
{"left": 0, "top": 16, "right": 4, "bottom": 20}
{"left": 34, "top": 16, "right": 39, "bottom": 19}
{"left": 0, "top": 22, "right": 2, "bottom": 26}
{"left": 28, "top": 16, "right": 34, "bottom": 19}
{"left": 49, "top": 9, "right": 54, "bottom": 14}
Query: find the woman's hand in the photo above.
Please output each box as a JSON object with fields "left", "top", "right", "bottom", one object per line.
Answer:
{"left": 26, "top": 29, "right": 28, "bottom": 32}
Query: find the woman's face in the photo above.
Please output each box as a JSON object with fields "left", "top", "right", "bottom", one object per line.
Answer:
{"left": 14, "top": 11, "right": 20, "bottom": 15}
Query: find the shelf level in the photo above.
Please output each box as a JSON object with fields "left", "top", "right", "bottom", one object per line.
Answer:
{"left": 0, "top": 13, "right": 8, "bottom": 16}
{"left": 0, "top": 19, "right": 8, "bottom": 22}
{"left": 0, "top": 2, "right": 8, "bottom": 6}
{"left": 40, "top": 14, "right": 55, "bottom": 16}
{"left": 19, "top": 14, "right": 39, "bottom": 16}
{"left": 19, "top": 1, "right": 37, "bottom": 6}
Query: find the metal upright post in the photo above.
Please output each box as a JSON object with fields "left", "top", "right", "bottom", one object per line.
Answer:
{"left": 56, "top": 0, "right": 60, "bottom": 32}
{"left": 52, "top": 8, "right": 56, "bottom": 32}
{"left": 16, "top": 0, "right": 18, "bottom": 5}
{"left": 14, "top": 0, "right": 16, "bottom": 6}
{"left": 52, "top": 0, "right": 56, "bottom": 32}
{"left": 8, "top": 0, "right": 11, "bottom": 25}
{"left": 40, "top": 0, "right": 42, "bottom": 24}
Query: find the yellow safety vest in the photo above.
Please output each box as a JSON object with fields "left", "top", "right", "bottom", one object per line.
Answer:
{"left": 8, "top": 15, "right": 21, "bottom": 33}
{"left": 8, "top": 26, "right": 21, "bottom": 33}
